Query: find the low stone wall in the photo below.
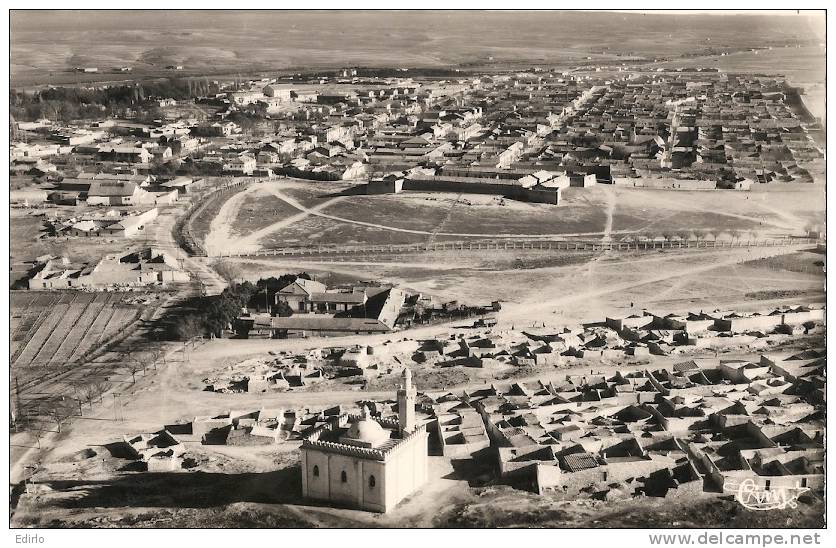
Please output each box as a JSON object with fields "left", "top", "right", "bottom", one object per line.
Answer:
{"left": 613, "top": 177, "right": 717, "bottom": 190}
{"left": 398, "top": 177, "right": 560, "bottom": 204}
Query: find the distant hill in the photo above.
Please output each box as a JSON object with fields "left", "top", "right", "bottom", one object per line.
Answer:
{"left": 10, "top": 10, "right": 825, "bottom": 85}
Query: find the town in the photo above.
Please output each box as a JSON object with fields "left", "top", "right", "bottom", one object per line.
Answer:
{"left": 11, "top": 67, "right": 824, "bottom": 212}
{"left": 8, "top": 9, "right": 826, "bottom": 531}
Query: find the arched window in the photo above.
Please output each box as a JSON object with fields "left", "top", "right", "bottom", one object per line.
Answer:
{"left": 341, "top": 471, "right": 347, "bottom": 483}
{"left": 368, "top": 475, "right": 376, "bottom": 489}
{"left": 312, "top": 465, "right": 319, "bottom": 477}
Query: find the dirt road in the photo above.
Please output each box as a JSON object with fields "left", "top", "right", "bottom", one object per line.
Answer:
{"left": 232, "top": 185, "right": 346, "bottom": 251}
{"left": 153, "top": 204, "right": 226, "bottom": 295}
{"left": 203, "top": 185, "right": 254, "bottom": 257}
{"left": 498, "top": 244, "right": 814, "bottom": 324}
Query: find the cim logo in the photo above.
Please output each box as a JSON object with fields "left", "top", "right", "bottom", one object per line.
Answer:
{"left": 733, "top": 478, "right": 810, "bottom": 511}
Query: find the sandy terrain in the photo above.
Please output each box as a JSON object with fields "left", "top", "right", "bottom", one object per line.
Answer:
{"left": 202, "top": 186, "right": 252, "bottom": 257}
{"left": 221, "top": 244, "right": 823, "bottom": 322}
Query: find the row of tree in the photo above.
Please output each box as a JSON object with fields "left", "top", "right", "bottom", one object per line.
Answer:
{"left": 23, "top": 341, "right": 171, "bottom": 435}
{"left": 625, "top": 229, "right": 762, "bottom": 243}
{"left": 10, "top": 77, "right": 220, "bottom": 122}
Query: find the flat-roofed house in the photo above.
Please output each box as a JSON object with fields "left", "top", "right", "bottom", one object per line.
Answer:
{"left": 309, "top": 291, "right": 367, "bottom": 313}
{"left": 28, "top": 247, "right": 188, "bottom": 289}
{"left": 97, "top": 145, "right": 152, "bottom": 164}
{"left": 223, "top": 154, "right": 257, "bottom": 175}
{"left": 68, "top": 220, "right": 106, "bottom": 237}
{"left": 101, "top": 208, "right": 159, "bottom": 238}
{"left": 263, "top": 85, "right": 293, "bottom": 103}
{"left": 86, "top": 181, "right": 147, "bottom": 206}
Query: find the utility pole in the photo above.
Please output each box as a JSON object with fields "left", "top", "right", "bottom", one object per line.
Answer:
{"left": 24, "top": 464, "right": 39, "bottom": 494}
{"left": 112, "top": 393, "right": 123, "bottom": 422}
{"left": 11, "top": 376, "right": 23, "bottom": 431}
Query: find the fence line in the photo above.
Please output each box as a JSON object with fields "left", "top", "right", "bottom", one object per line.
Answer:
{"left": 212, "top": 237, "right": 817, "bottom": 258}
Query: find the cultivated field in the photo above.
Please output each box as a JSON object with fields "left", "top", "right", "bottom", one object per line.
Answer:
{"left": 10, "top": 291, "right": 145, "bottom": 369}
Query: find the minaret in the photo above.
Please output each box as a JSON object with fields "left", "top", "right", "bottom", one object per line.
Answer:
{"left": 397, "top": 367, "right": 416, "bottom": 434}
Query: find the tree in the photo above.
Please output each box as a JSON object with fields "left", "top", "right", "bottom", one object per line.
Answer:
{"left": 150, "top": 158, "right": 179, "bottom": 177}
{"left": 129, "top": 362, "right": 143, "bottom": 384}
{"left": 79, "top": 383, "right": 97, "bottom": 409}
{"left": 92, "top": 380, "right": 112, "bottom": 404}
{"left": 148, "top": 344, "right": 167, "bottom": 371}
{"left": 68, "top": 384, "right": 84, "bottom": 415}
{"left": 273, "top": 301, "right": 294, "bottom": 317}
{"left": 46, "top": 403, "right": 69, "bottom": 433}
{"left": 176, "top": 314, "right": 206, "bottom": 341}
{"left": 33, "top": 426, "right": 44, "bottom": 449}
{"left": 123, "top": 349, "right": 147, "bottom": 383}
{"left": 213, "top": 261, "right": 242, "bottom": 285}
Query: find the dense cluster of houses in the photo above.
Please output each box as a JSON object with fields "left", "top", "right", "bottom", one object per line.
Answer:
{"left": 27, "top": 247, "right": 190, "bottom": 290}
{"left": 303, "top": 345, "right": 823, "bottom": 501}
{"left": 564, "top": 74, "right": 823, "bottom": 187}
{"left": 455, "top": 344, "right": 824, "bottom": 498}
{"left": 354, "top": 304, "right": 825, "bottom": 373}
{"left": 354, "top": 70, "right": 821, "bottom": 200}
{"left": 226, "top": 302, "right": 825, "bottom": 393}
{"left": 118, "top": 337, "right": 823, "bottom": 506}
{"left": 44, "top": 207, "right": 159, "bottom": 239}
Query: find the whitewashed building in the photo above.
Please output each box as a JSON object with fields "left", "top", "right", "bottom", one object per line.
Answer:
{"left": 300, "top": 368, "right": 428, "bottom": 512}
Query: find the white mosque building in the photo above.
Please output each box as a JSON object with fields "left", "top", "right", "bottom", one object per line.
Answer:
{"left": 300, "top": 368, "right": 429, "bottom": 513}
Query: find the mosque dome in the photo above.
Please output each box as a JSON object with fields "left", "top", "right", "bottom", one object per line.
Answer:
{"left": 343, "top": 406, "right": 389, "bottom": 446}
